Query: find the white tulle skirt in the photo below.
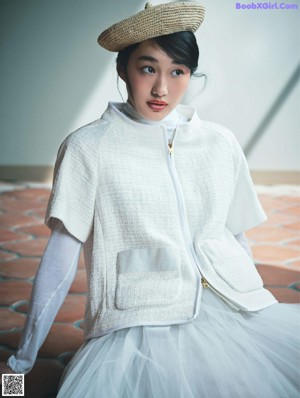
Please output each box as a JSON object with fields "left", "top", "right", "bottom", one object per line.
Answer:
{"left": 57, "top": 288, "right": 300, "bottom": 398}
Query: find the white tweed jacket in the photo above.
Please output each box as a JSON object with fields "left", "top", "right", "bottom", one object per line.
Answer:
{"left": 45, "top": 102, "right": 278, "bottom": 340}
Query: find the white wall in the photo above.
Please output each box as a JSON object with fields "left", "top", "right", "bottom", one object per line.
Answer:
{"left": 192, "top": 0, "right": 300, "bottom": 170}
{"left": 0, "top": 0, "right": 299, "bottom": 171}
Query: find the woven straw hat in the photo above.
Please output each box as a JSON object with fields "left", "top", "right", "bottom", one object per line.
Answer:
{"left": 98, "top": 1, "right": 205, "bottom": 52}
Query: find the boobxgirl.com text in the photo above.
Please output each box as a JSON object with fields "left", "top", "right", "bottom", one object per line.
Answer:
{"left": 236, "top": 2, "right": 298, "bottom": 9}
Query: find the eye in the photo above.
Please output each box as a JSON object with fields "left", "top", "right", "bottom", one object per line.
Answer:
{"left": 171, "top": 69, "right": 184, "bottom": 77}
{"left": 141, "top": 66, "right": 155, "bottom": 74}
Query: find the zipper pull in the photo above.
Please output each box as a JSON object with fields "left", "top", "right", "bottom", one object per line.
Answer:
{"left": 201, "top": 277, "right": 209, "bottom": 288}
{"left": 168, "top": 142, "right": 173, "bottom": 156}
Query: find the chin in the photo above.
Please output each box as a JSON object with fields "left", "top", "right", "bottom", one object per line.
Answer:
{"left": 144, "top": 108, "right": 172, "bottom": 121}
{"left": 147, "top": 113, "right": 166, "bottom": 121}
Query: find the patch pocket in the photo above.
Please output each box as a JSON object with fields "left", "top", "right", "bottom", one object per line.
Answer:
{"left": 211, "top": 255, "right": 264, "bottom": 293}
{"left": 195, "top": 230, "right": 264, "bottom": 293}
{"left": 115, "top": 246, "right": 182, "bottom": 310}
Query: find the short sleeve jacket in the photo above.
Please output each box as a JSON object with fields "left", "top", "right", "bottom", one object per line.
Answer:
{"left": 45, "top": 102, "right": 277, "bottom": 339}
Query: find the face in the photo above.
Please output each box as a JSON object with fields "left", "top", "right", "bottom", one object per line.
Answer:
{"left": 120, "top": 40, "right": 191, "bottom": 121}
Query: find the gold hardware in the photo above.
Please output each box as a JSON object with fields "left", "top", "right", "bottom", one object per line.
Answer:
{"left": 201, "top": 277, "right": 209, "bottom": 288}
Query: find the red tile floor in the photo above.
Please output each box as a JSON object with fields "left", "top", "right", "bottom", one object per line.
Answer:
{"left": 0, "top": 182, "right": 299, "bottom": 398}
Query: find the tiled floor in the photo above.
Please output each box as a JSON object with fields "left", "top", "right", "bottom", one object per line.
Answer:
{"left": 0, "top": 181, "right": 299, "bottom": 398}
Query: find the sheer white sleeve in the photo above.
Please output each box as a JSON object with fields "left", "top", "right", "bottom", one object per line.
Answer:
{"left": 7, "top": 219, "right": 82, "bottom": 375}
{"left": 234, "top": 232, "right": 253, "bottom": 260}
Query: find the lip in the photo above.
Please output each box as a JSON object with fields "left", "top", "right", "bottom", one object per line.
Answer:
{"left": 147, "top": 100, "right": 168, "bottom": 111}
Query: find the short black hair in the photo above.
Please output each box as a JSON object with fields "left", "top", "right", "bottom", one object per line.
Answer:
{"left": 116, "top": 31, "right": 199, "bottom": 77}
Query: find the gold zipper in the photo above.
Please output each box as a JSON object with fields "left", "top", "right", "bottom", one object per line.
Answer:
{"left": 167, "top": 126, "right": 177, "bottom": 157}
{"left": 201, "top": 276, "right": 209, "bottom": 288}
{"left": 201, "top": 275, "right": 240, "bottom": 310}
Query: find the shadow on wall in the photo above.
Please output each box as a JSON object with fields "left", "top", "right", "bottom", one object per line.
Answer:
{"left": 0, "top": 0, "right": 143, "bottom": 166}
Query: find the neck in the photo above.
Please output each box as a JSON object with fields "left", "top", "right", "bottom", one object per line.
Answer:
{"left": 122, "top": 101, "right": 182, "bottom": 127}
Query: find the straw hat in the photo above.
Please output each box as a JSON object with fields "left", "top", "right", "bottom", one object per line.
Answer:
{"left": 98, "top": 1, "right": 205, "bottom": 52}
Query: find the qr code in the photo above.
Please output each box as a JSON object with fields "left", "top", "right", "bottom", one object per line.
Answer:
{"left": 2, "top": 374, "right": 24, "bottom": 396}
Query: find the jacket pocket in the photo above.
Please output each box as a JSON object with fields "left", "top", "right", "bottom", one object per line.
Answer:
{"left": 115, "top": 246, "right": 182, "bottom": 310}
{"left": 210, "top": 255, "right": 263, "bottom": 292}
{"left": 196, "top": 229, "right": 264, "bottom": 293}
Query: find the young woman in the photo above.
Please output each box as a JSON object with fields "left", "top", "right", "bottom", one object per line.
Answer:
{"left": 1, "top": 2, "right": 300, "bottom": 397}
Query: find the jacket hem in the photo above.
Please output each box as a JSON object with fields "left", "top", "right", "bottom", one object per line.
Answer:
{"left": 84, "top": 313, "right": 199, "bottom": 341}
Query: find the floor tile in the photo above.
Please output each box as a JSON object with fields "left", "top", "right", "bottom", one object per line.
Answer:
{"left": 282, "top": 221, "right": 300, "bottom": 230}
{"left": 266, "top": 287, "right": 300, "bottom": 303}
{"left": 0, "top": 230, "right": 29, "bottom": 243}
{"left": 69, "top": 270, "right": 87, "bottom": 293}
{"left": 246, "top": 226, "right": 298, "bottom": 243}
{"left": 262, "top": 212, "right": 298, "bottom": 226}
{"left": 39, "top": 324, "right": 84, "bottom": 357}
{"left": 4, "top": 189, "right": 50, "bottom": 201}
{"left": 0, "top": 250, "right": 16, "bottom": 262}
{"left": 1, "top": 238, "right": 48, "bottom": 257}
{"left": 259, "top": 196, "right": 287, "bottom": 209}
{"left": 0, "top": 330, "right": 22, "bottom": 350}
{"left": 31, "top": 209, "right": 48, "bottom": 219}
{"left": 0, "top": 214, "right": 37, "bottom": 229}
{"left": 253, "top": 245, "right": 300, "bottom": 265}
{"left": 0, "top": 182, "right": 299, "bottom": 397}
{"left": 0, "top": 281, "right": 33, "bottom": 305}
{"left": 256, "top": 264, "right": 300, "bottom": 286}
{"left": 0, "top": 199, "right": 46, "bottom": 213}
{"left": 16, "top": 224, "right": 51, "bottom": 238}
{"left": 55, "top": 295, "right": 86, "bottom": 323}
{"left": 284, "top": 238, "right": 300, "bottom": 249}
{"left": 0, "top": 258, "right": 40, "bottom": 279}
{"left": 78, "top": 251, "right": 86, "bottom": 269}
{"left": 288, "top": 259, "right": 300, "bottom": 268}
{"left": 23, "top": 360, "right": 64, "bottom": 398}
{"left": 0, "top": 308, "right": 26, "bottom": 331}
{"left": 276, "top": 206, "right": 300, "bottom": 216}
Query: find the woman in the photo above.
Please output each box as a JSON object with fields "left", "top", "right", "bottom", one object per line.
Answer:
{"left": 1, "top": 2, "right": 300, "bottom": 397}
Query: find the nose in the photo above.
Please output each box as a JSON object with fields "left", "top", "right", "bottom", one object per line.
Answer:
{"left": 151, "top": 74, "right": 168, "bottom": 97}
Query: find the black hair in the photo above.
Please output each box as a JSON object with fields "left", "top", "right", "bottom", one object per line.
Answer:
{"left": 116, "top": 31, "right": 199, "bottom": 77}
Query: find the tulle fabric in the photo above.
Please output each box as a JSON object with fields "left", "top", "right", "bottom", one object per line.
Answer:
{"left": 57, "top": 288, "right": 300, "bottom": 398}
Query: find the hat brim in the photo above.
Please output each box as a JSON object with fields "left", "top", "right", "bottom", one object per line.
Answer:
{"left": 98, "top": 2, "right": 205, "bottom": 52}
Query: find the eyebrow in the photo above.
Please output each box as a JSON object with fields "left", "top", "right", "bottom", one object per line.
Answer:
{"left": 137, "top": 55, "right": 185, "bottom": 66}
{"left": 137, "top": 55, "right": 158, "bottom": 63}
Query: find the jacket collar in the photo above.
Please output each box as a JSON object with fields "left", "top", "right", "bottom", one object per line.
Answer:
{"left": 101, "top": 102, "right": 201, "bottom": 139}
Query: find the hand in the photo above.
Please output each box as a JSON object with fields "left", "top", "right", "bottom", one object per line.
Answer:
{"left": 0, "top": 362, "right": 17, "bottom": 385}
